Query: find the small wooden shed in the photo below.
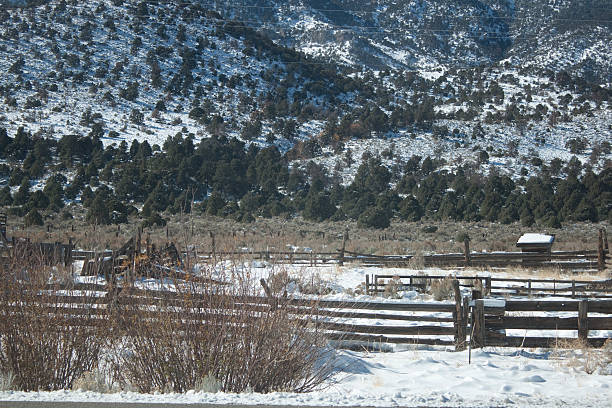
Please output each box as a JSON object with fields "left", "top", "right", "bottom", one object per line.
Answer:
{"left": 516, "top": 233, "right": 555, "bottom": 253}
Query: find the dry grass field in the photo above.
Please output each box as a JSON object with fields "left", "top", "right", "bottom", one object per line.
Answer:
{"left": 5, "top": 205, "right": 608, "bottom": 258}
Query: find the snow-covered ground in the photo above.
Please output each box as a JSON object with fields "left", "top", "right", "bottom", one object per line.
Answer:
{"left": 2, "top": 262, "right": 610, "bottom": 406}
{"left": 1, "top": 346, "right": 610, "bottom": 407}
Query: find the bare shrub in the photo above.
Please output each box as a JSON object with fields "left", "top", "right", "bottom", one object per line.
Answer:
{"left": 430, "top": 276, "right": 455, "bottom": 301}
{"left": 0, "top": 246, "right": 109, "bottom": 391}
{"left": 110, "top": 275, "right": 339, "bottom": 394}
{"left": 383, "top": 276, "right": 402, "bottom": 299}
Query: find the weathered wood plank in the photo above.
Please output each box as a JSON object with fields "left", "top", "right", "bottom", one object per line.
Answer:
{"left": 317, "top": 321, "right": 455, "bottom": 336}
{"left": 325, "top": 332, "right": 455, "bottom": 346}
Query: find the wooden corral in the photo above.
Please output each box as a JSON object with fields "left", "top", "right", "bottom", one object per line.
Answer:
{"left": 4, "top": 279, "right": 612, "bottom": 351}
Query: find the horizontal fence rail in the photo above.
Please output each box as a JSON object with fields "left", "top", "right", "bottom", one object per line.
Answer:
{"left": 367, "top": 274, "right": 612, "bottom": 299}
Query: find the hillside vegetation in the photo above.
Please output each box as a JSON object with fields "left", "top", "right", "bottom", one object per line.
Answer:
{"left": 0, "top": 0, "right": 610, "bottom": 229}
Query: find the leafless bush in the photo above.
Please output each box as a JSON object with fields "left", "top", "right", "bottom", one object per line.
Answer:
{"left": 0, "top": 246, "right": 109, "bottom": 391}
{"left": 109, "top": 274, "right": 339, "bottom": 394}
{"left": 430, "top": 276, "right": 455, "bottom": 301}
{"left": 383, "top": 276, "right": 402, "bottom": 299}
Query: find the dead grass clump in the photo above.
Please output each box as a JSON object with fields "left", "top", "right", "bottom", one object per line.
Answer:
{"left": 268, "top": 269, "right": 290, "bottom": 294}
{"left": 553, "top": 339, "right": 612, "bottom": 375}
{"left": 430, "top": 276, "right": 455, "bottom": 301}
{"left": 0, "top": 371, "right": 15, "bottom": 391}
{"left": 72, "top": 368, "right": 116, "bottom": 393}
{"left": 408, "top": 252, "right": 425, "bottom": 269}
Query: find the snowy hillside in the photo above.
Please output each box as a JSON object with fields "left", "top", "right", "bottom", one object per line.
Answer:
{"left": 0, "top": 0, "right": 610, "bottom": 230}
{"left": 0, "top": 0, "right": 609, "bottom": 184}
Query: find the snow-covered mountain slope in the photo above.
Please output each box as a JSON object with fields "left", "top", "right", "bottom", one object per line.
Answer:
{"left": 0, "top": 0, "right": 610, "bottom": 184}
{"left": 214, "top": 0, "right": 612, "bottom": 81}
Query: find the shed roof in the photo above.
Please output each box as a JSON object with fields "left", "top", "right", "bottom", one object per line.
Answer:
{"left": 516, "top": 233, "right": 555, "bottom": 245}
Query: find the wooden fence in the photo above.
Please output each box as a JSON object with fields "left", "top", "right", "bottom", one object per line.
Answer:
{"left": 5, "top": 279, "right": 612, "bottom": 351}
{"left": 2, "top": 227, "right": 608, "bottom": 272}
{"left": 471, "top": 299, "right": 612, "bottom": 348}
{"left": 367, "top": 274, "right": 612, "bottom": 299}
{"left": 186, "top": 248, "right": 607, "bottom": 270}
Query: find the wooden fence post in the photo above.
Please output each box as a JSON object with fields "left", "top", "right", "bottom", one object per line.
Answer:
{"left": 137, "top": 227, "right": 141, "bottom": 255}
{"left": 339, "top": 228, "right": 348, "bottom": 266}
{"left": 472, "top": 299, "right": 485, "bottom": 349}
{"left": 453, "top": 280, "right": 466, "bottom": 351}
{"left": 464, "top": 238, "right": 471, "bottom": 266}
{"left": 485, "top": 277, "right": 491, "bottom": 296}
{"left": 572, "top": 280, "right": 576, "bottom": 298}
{"left": 210, "top": 231, "right": 216, "bottom": 260}
{"left": 598, "top": 229, "right": 605, "bottom": 271}
{"left": 365, "top": 274, "right": 370, "bottom": 295}
{"left": 578, "top": 300, "right": 589, "bottom": 342}
{"left": 528, "top": 279, "right": 532, "bottom": 297}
